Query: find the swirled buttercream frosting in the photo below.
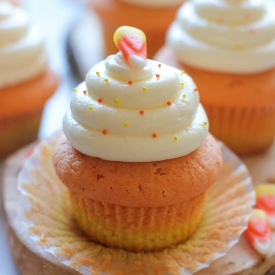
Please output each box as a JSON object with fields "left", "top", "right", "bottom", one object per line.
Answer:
{"left": 63, "top": 52, "right": 208, "bottom": 162}
{"left": 0, "top": 1, "right": 47, "bottom": 88}
{"left": 167, "top": 0, "right": 275, "bottom": 74}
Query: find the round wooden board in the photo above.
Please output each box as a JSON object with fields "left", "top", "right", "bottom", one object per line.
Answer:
{"left": 2, "top": 142, "right": 275, "bottom": 275}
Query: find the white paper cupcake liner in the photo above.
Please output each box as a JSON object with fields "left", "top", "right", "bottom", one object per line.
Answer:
{"left": 17, "top": 132, "right": 255, "bottom": 275}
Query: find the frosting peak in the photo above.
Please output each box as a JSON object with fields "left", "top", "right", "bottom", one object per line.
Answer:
{"left": 63, "top": 27, "right": 208, "bottom": 162}
{"left": 0, "top": 2, "right": 47, "bottom": 88}
{"left": 167, "top": 0, "right": 275, "bottom": 74}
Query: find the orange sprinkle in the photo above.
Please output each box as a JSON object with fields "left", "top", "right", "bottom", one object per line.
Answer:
{"left": 83, "top": 90, "right": 87, "bottom": 95}
{"left": 152, "top": 133, "right": 157, "bottom": 138}
{"left": 128, "top": 80, "right": 133, "bottom": 85}
{"left": 194, "top": 87, "right": 198, "bottom": 92}
{"left": 103, "top": 130, "right": 107, "bottom": 135}
{"left": 156, "top": 74, "right": 160, "bottom": 79}
{"left": 140, "top": 110, "right": 144, "bottom": 115}
{"left": 167, "top": 101, "right": 171, "bottom": 106}
{"left": 98, "top": 98, "right": 103, "bottom": 103}
{"left": 158, "top": 64, "right": 161, "bottom": 68}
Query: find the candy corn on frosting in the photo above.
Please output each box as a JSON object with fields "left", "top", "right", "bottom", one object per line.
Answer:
{"left": 53, "top": 26, "right": 222, "bottom": 252}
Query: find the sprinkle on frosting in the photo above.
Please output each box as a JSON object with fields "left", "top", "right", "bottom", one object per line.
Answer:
{"left": 152, "top": 133, "right": 157, "bottom": 138}
{"left": 83, "top": 90, "right": 87, "bottom": 95}
{"left": 124, "top": 122, "right": 129, "bottom": 127}
{"left": 140, "top": 110, "right": 144, "bottom": 115}
{"left": 167, "top": 101, "right": 172, "bottom": 106}
{"left": 115, "top": 99, "right": 120, "bottom": 104}
{"left": 98, "top": 98, "right": 102, "bottom": 103}
{"left": 156, "top": 74, "right": 160, "bottom": 79}
{"left": 96, "top": 71, "right": 100, "bottom": 76}
{"left": 88, "top": 106, "right": 93, "bottom": 111}
{"left": 114, "top": 26, "right": 147, "bottom": 70}
{"left": 73, "top": 88, "right": 77, "bottom": 93}
{"left": 158, "top": 64, "right": 161, "bottom": 68}
{"left": 174, "top": 136, "right": 178, "bottom": 140}
{"left": 180, "top": 82, "right": 184, "bottom": 88}
{"left": 142, "top": 87, "right": 147, "bottom": 91}
{"left": 103, "top": 130, "right": 107, "bottom": 135}
{"left": 104, "top": 78, "right": 109, "bottom": 83}
{"left": 194, "top": 87, "right": 198, "bottom": 92}
{"left": 128, "top": 80, "right": 132, "bottom": 85}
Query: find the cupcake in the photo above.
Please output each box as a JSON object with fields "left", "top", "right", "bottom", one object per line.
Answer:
{"left": 88, "top": 0, "right": 185, "bottom": 58}
{"left": 52, "top": 26, "right": 222, "bottom": 252}
{"left": 154, "top": 0, "right": 275, "bottom": 155}
{"left": 0, "top": 1, "right": 59, "bottom": 158}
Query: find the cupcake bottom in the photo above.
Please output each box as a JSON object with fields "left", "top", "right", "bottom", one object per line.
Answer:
{"left": 69, "top": 190, "right": 206, "bottom": 252}
{"left": 0, "top": 69, "right": 59, "bottom": 158}
{"left": 89, "top": 0, "right": 182, "bottom": 58}
{"left": 0, "top": 110, "right": 42, "bottom": 158}
{"left": 154, "top": 46, "right": 275, "bottom": 155}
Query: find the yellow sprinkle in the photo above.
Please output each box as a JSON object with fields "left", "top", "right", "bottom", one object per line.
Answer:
{"left": 203, "top": 121, "right": 208, "bottom": 126}
{"left": 234, "top": 44, "right": 243, "bottom": 51}
{"left": 143, "top": 87, "right": 147, "bottom": 91}
{"left": 173, "top": 136, "right": 178, "bottom": 141}
{"left": 115, "top": 99, "right": 120, "bottom": 104}
{"left": 206, "top": 18, "right": 213, "bottom": 25}
{"left": 182, "top": 94, "right": 186, "bottom": 98}
{"left": 96, "top": 71, "right": 100, "bottom": 76}
{"left": 73, "top": 88, "right": 77, "bottom": 93}
{"left": 181, "top": 70, "right": 185, "bottom": 75}
{"left": 180, "top": 82, "right": 184, "bottom": 88}
{"left": 230, "top": 22, "right": 237, "bottom": 28}
{"left": 124, "top": 122, "right": 129, "bottom": 127}
{"left": 88, "top": 106, "right": 93, "bottom": 111}
{"left": 104, "top": 78, "right": 109, "bottom": 83}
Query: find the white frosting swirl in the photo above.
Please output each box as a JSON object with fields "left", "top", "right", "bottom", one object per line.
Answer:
{"left": 64, "top": 53, "right": 208, "bottom": 162}
{"left": 0, "top": 2, "right": 47, "bottom": 88}
{"left": 118, "top": 0, "right": 184, "bottom": 7}
{"left": 166, "top": 0, "right": 275, "bottom": 74}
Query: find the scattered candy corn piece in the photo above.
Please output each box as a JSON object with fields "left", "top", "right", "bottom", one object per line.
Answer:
{"left": 114, "top": 26, "right": 147, "bottom": 70}
{"left": 256, "top": 183, "right": 275, "bottom": 229}
{"left": 244, "top": 209, "right": 272, "bottom": 256}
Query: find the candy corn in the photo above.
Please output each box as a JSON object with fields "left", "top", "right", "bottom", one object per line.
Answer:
{"left": 244, "top": 209, "right": 272, "bottom": 256}
{"left": 255, "top": 183, "right": 275, "bottom": 229}
{"left": 114, "top": 26, "right": 147, "bottom": 70}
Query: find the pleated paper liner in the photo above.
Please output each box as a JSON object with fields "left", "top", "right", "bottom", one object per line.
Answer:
{"left": 18, "top": 132, "right": 255, "bottom": 275}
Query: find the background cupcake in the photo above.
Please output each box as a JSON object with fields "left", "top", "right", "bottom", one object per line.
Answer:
{"left": 53, "top": 27, "right": 222, "bottom": 252}
{"left": 0, "top": 1, "right": 59, "bottom": 158}
{"left": 155, "top": 0, "right": 275, "bottom": 155}
{"left": 88, "top": 0, "right": 185, "bottom": 58}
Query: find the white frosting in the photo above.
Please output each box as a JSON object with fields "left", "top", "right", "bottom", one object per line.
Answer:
{"left": 118, "top": 0, "right": 184, "bottom": 8}
{"left": 63, "top": 53, "right": 208, "bottom": 162}
{"left": 0, "top": 2, "right": 47, "bottom": 88}
{"left": 166, "top": 0, "right": 275, "bottom": 74}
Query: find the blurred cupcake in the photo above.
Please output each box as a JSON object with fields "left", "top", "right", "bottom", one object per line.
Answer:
{"left": 88, "top": 0, "right": 185, "bottom": 58}
{"left": 0, "top": 1, "right": 59, "bottom": 158}
{"left": 53, "top": 26, "right": 222, "bottom": 252}
{"left": 155, "top": 0, "right": 275, "bottom": 155}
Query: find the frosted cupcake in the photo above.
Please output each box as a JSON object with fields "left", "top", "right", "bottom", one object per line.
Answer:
{"left": 0, "top": 1, "right": 59, "bottom": 158}
{"left": 52, "top": 26, "right": 222, "bottom": 252}
{"left": 88, "top": 0, "right": 185, "bottom": 58}
{"left": 155, "top": 0, "right": 275, "bottom": 155}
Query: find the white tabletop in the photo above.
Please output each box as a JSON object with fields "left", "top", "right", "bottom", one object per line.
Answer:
{"left": 0, "top": 0, "right": 84, "bottom": 274}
